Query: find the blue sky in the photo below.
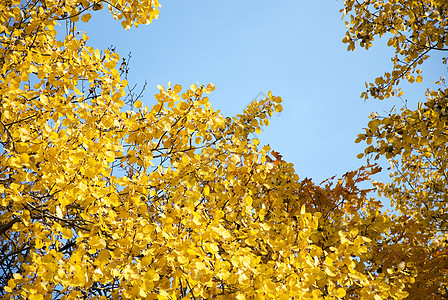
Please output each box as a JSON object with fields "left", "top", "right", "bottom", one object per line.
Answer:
{"left": 76, "top": 0, "right": 443, "bottom": 185}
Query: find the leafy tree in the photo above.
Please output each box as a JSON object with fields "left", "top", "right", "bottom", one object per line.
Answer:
{"left": 0, "top": 1, "right": 416, "bottom": 299}
{"left": 342, "top": 0, "right": 448, "bottom": 298}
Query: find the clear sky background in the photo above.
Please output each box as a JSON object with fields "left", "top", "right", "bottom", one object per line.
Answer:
{"left": 76, "top": 1, "right": 443, "bottom": 186}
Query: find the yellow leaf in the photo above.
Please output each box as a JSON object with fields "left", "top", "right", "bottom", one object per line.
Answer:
{"left": 214, "top": 225, "right": 232, "bottom": 239}
{"left": 4, "top": 286, "right": 12, "bottom": 293}
{"left": 325, "top": 267, "right": 337, "bottom": 277}
{"left": 195, "top": 261, "right": 206, "bottom": 270}
{"left": 245, "top": 195, "right": 253, "bottom": 206}
{"left": 207, "top": 83, "right": 215, "bottom": 91}
{"left": 396, "top": 290, "right": 409, "bottom": 298}
{"left": 29, "top": 64, "right": 38, "bottom": 73}
{"left": 40, "top": 95, "right": 48, "bottom": 105}
{"left": 20, "top": 153, "right": 29, "bottom": 164}
{"left": 134, "top": 100, "right": 143, "bottom": 108}
{"left": 361, "top": 236, "right": 372, "bottom": 243}
{"left": 157, "top": 290, "right": 170, "bottom": 300}
{"left": 105, "top": 150, "right": 116, "bottom": 162}
{"left": 178, "top": 256, "right": 188, "bottom": 265}
{"left": 173, "top": 84, "right": 182, "bottom": 93}
{"left": 70, "top": 15, "right": 79, "bottom": 22}
{"left": 163, "top": 122, "right": 171, "bottom": 131}
{"left": 144, "top": 269, "right": 159, "bottom": 281}
{"left": 275, "top": 104, "right": 283, "bottom": 112}
{"left": 62, "top": 228, "right": 73, "bottom": 239}
{"left": 206, "top": 243, "right": 219, "bottom": 254}
{"left": 335, "top": 288, "right": 346, "bottom": 297}
{"left": 81, "top": 13, "right": 92, "bottom": 22}
{"left": 104, "top": 60, "right": 116, "bottom": 69}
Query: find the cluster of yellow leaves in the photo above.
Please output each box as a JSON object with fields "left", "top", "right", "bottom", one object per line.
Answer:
{"left": 357, "top": 81, "right": 448, "bottom": 298}
{"left": 0, "top": 0, "right": 417, "bottom": 299}
{"left": 341, "top": 0, "right": 448, "bottom": 100}
{"left": 344, "top": 0, "right": 448, "bottom": 298}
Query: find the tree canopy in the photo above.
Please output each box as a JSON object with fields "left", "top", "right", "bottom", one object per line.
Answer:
{"left": 343, "top": 0, "right": 448, "bottom": 297}
{"left": 0, "top": 0, "right": 446, "bottom": 299}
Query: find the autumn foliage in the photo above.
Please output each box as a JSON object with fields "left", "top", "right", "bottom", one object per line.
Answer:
{"left": 0, "top": 0, "right": 446, "bottom": 299}
{"left": 343, "top": 0, "right": 448, "bottom": 298}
